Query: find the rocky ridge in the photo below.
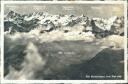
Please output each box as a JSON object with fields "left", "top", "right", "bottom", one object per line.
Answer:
{"left": 4, "top": 11, "right": 124, "bottom": 38}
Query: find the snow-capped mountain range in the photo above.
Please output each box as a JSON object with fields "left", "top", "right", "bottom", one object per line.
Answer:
{"left": 4, "top": 11, "right": 124, "bottom": 38}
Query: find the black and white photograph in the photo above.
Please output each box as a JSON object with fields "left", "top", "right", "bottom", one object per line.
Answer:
{"left": 0, "top": 1, "right": 127, "bottom": 83}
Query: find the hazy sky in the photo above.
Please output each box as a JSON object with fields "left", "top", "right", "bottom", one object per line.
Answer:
{"left": 5, "top": 4, "right": 124, "bottom": 18}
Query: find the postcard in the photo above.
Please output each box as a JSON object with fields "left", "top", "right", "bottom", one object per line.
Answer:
{"left": 0, "top": 1, "right": 127, "bottom": 83}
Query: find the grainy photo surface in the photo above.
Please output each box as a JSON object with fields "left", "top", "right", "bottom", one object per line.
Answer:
{"left": 3, "top": 2, "right": 125, "bottom": 80}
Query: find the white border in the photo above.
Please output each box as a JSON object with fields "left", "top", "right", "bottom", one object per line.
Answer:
{"left": 1, "top": 1, "right": 127, "bottom": 83}
{"left": 1, "top": 1, "right": 4, "bottom": 82}
{"left": 124, "top": 1, "right": 128, "bottom": 83}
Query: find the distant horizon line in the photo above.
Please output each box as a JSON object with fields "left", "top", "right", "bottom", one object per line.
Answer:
{"left": 5, "top": 10, "right": 124, "bottom": 19}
